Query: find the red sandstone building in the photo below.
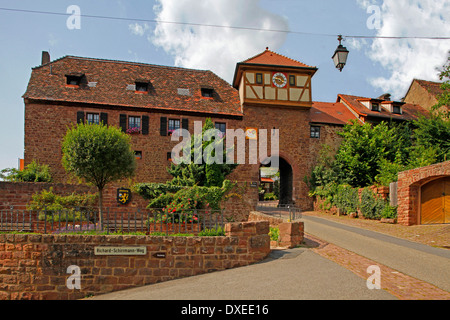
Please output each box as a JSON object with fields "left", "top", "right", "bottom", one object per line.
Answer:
{"left": 22, "top": 49, "right": 427, "bottom": 213}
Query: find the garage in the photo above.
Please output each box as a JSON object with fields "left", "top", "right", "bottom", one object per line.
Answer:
{"left": 421, "top": 177, "right": 450, "bottom": 225}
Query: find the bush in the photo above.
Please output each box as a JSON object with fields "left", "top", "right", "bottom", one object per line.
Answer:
{"left": 269, "top": 227, "right": 279, "bottom": 241}
{"left": 198, "top": 226, "right": 225, "bottom": 236}
{"left": 0, "top": 160, "right": 52, "bottom": 183}
{"left": 381, "top": 205, "right": 398, "bottom": 220}
{"left": 359, "top": 188, "right": 386, "bottom": 220}
{"left": 27, "top": 188, "right": 98, "bottom": 222}
{"left": 333, "top": 184, "right": 359, "bottom": 214}
{"left": 133, "top": 183, "right": 184, "bottom": 201}
{"left": 145, "top": 180, "right": 235, "bottom": 213}
{"left": 263, "top": 193, "right": 278, "bottom": 201}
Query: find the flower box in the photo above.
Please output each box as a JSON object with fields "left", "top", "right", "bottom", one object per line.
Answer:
{"left": 126, "top": 127, "right": 141, "bottom": 134}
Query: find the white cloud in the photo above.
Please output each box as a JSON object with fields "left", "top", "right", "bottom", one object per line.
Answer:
{"left": 148, "top": 0, "right": 290, "bottom": 83}
{"left": 129, "top": 23, "right": 149, "bottom": 36}
{"left": 358, "top": 0, "right": 450, "bottom": 99}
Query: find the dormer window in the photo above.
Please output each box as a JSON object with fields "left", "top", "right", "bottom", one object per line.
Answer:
{"left": 201, "top": 88, "right": 214, "bottom": 98}
{"left": 135, "top": 82, "right": 149, "bottom": 93}
{"left": 65, "top": 73, "right": 84, "bottom": 87}
{"left": 393, "top": 105, "right": 402, "bottom": 114}
{"left": 371, "top": 102, "right": 380, "bottom": 112}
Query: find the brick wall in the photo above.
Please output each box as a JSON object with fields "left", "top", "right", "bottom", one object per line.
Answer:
{"left": 0, "top": 181, "right": 254, "bottom": 225}
{"left": 0, "top": 182, "right": 95, "bottom": 211}
{"left": 397, "top": 160, "right": 450, "bottom": 226}
{"left": 25, "top": 98, "right": 318, "bottom": 212}
{"left": 24, "top": 101, "right": 244, "bottom": 184}
{"left": 248, "top": 211, "right": 304, "bottom": 249}
{"left": 403, "top": 81, "right": 438, "bottom": 112}
{"left": 0, "top": 221, "right": 270, "bottom": 300}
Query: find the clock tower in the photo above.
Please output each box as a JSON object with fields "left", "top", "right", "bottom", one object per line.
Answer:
{"left": 230, "top": 48, "right": 318, "bottom": 209}
{"left": 232, "top": 48, "right": 318, "bottom": 109}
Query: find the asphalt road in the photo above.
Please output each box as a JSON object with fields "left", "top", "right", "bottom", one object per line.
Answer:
{"left": 89, "top": 247, "right": 396, "bottom": 300}
{"left": 300, "top": 215, "right": 450, "bottom": 292}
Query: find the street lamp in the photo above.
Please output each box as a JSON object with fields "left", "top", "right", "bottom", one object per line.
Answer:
{"left": 332, "top": 35, "right": 349, "bottom": 72}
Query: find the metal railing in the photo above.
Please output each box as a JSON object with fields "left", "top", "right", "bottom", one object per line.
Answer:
{"left": 0, "top": 207, "right": 225, "bottom": 235}
{"left": 256, "top": 202, "right": 302, "bottom": 221}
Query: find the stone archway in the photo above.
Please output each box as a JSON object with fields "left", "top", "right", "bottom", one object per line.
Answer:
{"left": 397, "top": 160, "right": 450, "bottom": 226}
{"left": 259, "top": 156, "right": 294, "bottom": 206}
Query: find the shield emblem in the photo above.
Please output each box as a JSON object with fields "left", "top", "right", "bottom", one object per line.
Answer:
{"left": 117, "top": 188, "right": 131, "bottom": 205}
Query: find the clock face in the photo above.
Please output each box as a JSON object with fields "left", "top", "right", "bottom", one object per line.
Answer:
{"left": 272, "top": 72, "right": 287, "bottom": 88}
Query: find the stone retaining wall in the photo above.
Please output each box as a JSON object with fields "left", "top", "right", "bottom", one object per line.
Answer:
{"left": 0, "top": 221, "right": 270, "bottom": 300}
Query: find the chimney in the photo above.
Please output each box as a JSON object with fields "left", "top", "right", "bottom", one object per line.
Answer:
{"left": 41, "top": 51, "right": 50, "bottom": 65}
{"left": 378, "top": 93, "right": 391, "bottom": 101}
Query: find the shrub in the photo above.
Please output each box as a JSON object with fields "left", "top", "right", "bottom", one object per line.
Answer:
{"left": 27, "top": 188, "right": 98, "bottom": 222}
{"left": 381, "top": 205, "right": 398, "bottom": 220}
{"left": 263, "top": 193, "right": 278, "bottom": 201}
{"left": 0, "top": 160, "right": 52, "bottom": 183}
{"left": 133, "top": 183, "right": 184, "bottom": 201}
{"left": 375, "top": 158, "right": 405, "bottom": 187}
{"left": 333, "top": 184, "right": 359, "bottom": 214}
{"left": 359, "top": 188, "right": 386, "bottom": 220}
{"left": 269, "top": 227, "right": 279, "bottom": 241}
{"left": 198, "top": 226, "right": 225, "bottom": 236}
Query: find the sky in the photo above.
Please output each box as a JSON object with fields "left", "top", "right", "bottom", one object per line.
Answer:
{"left": 0, "top": 0, "right": 449, "bottom": 171}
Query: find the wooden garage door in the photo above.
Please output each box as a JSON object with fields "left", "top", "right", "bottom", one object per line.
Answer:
{"left": 445, "top": 178, "right": 450, "bottom": 224}
{"left": 421, "top": 177, "right": 450, "bottom": 225}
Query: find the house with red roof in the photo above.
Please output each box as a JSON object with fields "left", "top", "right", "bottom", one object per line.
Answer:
{"left": 403, "top": 79, "right": 448, "bottom": 113}
{"left": 22, "top": 49, "right": 429, "bottom": 213}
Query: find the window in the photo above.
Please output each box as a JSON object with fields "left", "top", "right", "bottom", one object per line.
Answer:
{"left": 168, "top": 119, "right": 180, "bottom": 135}
{"left": 393, "top": 105, "right": 401, "bottom": 114}
{"left": 256, "top": 73, "right": 263, "bottom": 85}
{"left": 134, "top": 151, "right": 142, "bottom": 160}
{"left": 371, "top": 103, "right": 380, "bottom": 112}
{"left": 310, "top": 126, "right": 320, "bottom": 139}
{"left": 289, "top": 75, "right": 296, "bottom": 86}
{"left": 135, "top": 82, "right": 149, "bottom": 93}
{"left": 86, "top": 113, "right": 99, "bottom": 125}
{"left": 201, "top": 88, "right": 214, "bottom": 98}
{"left": 167, "top": 152, "right": 172, "bottom": 161}
{"left": 66, "top": 75, "right": 82, "bottom": 86}
{"left": 128, "top": 116, "right": 141, "bottom": 129}
{"left": 215, "top": 122, "right": 226, "bottom": 135}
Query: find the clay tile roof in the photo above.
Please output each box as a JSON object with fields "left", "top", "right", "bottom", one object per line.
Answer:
{"left": 23, "top": 56, "right": 243, "bottom": 117}
{"left": 338, "top": 94, "right": 429, "bottom": 121}
{"left": 311, "top": 101, "right": 359, "bottom": 125}
{"left": 415, "top": 79, "right": 444, "bottom": 97}
{"left": 241, "top": 48, "right": 316, "bottom": 69}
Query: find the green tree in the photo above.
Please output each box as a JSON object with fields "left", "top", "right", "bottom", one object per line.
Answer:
{"left": 0, "top": 160, "right": 52, "bottom": 182}
{"left": 168, "top": 118, "right": 237, "bottom": 187}
{"left": 433, "top": 52, "right": 450, "bottom": 118}
{"left": 333, "top": 121, "right": 399, "bottom": 187}
{"left": 61, "top": 123, "right": 136, "bottom": 225}
{"left": 411, "top": 115, "right": 450, "bottom": 163}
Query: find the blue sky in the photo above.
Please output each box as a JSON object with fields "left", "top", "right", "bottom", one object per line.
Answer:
{"left": 0, "top": 0, "right": 449, "bottom": 171}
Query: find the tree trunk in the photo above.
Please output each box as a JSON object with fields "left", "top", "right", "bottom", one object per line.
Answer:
{"left": 98, "top": 187, "right": 104, "bottom": 229}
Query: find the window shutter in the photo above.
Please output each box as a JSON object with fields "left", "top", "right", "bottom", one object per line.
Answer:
{"left": 182, "top": 118, "right": 189, "bottom": 131}
{"left": 76, "top": 111, "right": 85, "bottom": 124}
{"left": 160, "top": 117, "right": 167, "bottom": 136}
{"left": 141, "top": 115, "right": 149, "bottom": 135}
{"left": 100, "top": 113, "right": 108, "bottom": 126}
{"left": 119, "top": 114, "right": 127, "bottom": 132}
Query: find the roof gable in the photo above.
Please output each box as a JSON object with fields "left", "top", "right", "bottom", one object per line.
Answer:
{"left": 241, "top": 48, "right": 316, "bottom": 69}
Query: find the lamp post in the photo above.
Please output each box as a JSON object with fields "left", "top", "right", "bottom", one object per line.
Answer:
{"left": 332, "top": 35, "right": 349, "bottom": 72}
